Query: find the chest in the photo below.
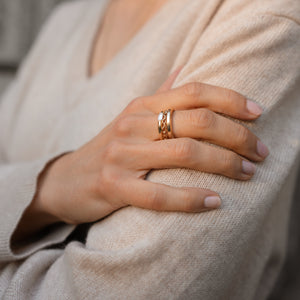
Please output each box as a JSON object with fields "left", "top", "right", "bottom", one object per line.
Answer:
{"left": 7, "top": 0, "right": 210, "bottom": 161}
{"left": 89, "top": 0, "right": 169, "bottom": 76}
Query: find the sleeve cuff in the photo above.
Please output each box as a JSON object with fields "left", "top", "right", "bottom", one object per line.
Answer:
{"left": 0, "top": 155, "right": 76, "bottom": 262}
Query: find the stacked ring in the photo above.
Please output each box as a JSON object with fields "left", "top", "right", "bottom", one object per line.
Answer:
{"left": 158, "top": 109, "right": 174, "bottom": 140}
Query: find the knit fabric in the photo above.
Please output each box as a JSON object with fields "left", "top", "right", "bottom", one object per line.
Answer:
{"left": 0, "top": 0, "right": 299, "bottom": 299}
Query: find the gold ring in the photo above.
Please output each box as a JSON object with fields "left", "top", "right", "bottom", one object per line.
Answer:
{"left": 158, "top": 109, "right": 174, "bottom": 140}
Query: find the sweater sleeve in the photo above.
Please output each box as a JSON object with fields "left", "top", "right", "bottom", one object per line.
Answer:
{"left": 1, "top": 0, "right": 300, "bottom": 299}
{"left": 0, "top": 4, "right": 76, "bottom": 262}
{"left": 0, "top": 158, "right": 76, "bottom": 262}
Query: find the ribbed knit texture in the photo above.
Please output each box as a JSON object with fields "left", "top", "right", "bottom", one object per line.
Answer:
{"left": 0, "top": 0, "right": 299, "bottom": 299}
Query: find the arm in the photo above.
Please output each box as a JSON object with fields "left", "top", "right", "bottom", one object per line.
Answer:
{"left": 0, "top": 4, "right": 77, "bottom": 262}
{"left": 45, "top": 1, "right": 299, "bottom": 299}
{"left": 0, "top": 0, "right": 263, "bottom": 265}
{"left": 1, "top": 0, "right": 299, "bottom": 299}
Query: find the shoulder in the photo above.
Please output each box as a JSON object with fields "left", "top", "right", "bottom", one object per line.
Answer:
{"left": 219, "top": 0, "right": 300, "bottom": 21}
{"left": 35, "top": 0, "right": 90, "bottom": 44}
{"left": 16, "top": 0, "right": 96, "bottom": 79}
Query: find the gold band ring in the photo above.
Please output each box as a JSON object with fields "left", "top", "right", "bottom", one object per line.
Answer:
{"left": 158, "top": 109, "right": 174, "bottom": 140}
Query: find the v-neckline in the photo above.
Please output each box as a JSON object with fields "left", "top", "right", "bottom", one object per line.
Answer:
{"left": 87, "top": 0, "right": 173, "bottom": 79}
{"left": 81, "top": 0, "right": 179, "bottom": 83}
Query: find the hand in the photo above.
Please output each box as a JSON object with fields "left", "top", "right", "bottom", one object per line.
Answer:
{"left": 25, "top": 67, "right": 269, "bottom": 226}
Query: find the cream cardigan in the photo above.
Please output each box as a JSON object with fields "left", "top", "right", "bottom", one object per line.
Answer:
{"left": 0, "top": 0, "right": 299, "bottom": 299}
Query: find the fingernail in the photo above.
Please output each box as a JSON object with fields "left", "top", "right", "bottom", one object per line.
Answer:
{"left": 246, "top": 100, "right": 263, "bottom": 116}
{"left": 242, "top": 160, "right": 256, "bottom": 175}
{"left": 204, "top": 196, "right": 221, "bottom": 208}
{"left": 256, "top": 140, "right": 270, "bottom": 158}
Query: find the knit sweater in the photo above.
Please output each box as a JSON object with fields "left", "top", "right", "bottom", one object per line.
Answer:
{"left": 0, "top": 0, "right": 299, "bottom": 299}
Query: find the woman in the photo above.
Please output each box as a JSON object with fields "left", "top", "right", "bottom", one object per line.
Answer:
{"left": 0, "top": 0, "right": 299, "bottom": 299}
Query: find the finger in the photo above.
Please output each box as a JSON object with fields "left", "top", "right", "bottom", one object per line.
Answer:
{"left": 172, "top": 109, "right": 269, "bottom": 161}
{"left": 115, "top": 111, "right": 269, "bottom": 161}
{"left": 156, "top": 65, "right": 184, "bottom": 93}
{"left": 119, "top": 178, "right": 221, "bottom": 213}
{"left": 122, "top": 138, "right": 257, "bottom": 180}
{"left": 143, "top": 82, "right": 263, "bottom": 120}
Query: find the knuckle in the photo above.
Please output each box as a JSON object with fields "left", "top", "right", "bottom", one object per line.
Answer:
{"left": 221, "top": 151, "right": 240, "bottom": 177}
{"left": 221, "top": 151, "right": 236, "bottom": 171}
{"left": 236, "top": 125, "right": 250, "bottom": 145}
{"left": 146, "top": 187, "right": 162, "bottom": 210}
{"left": 181, "top": 189, "right": 195, "bottom": 212}
{"left": 195, "top": 109, "right": 214, "bottom": 129}
{"left": 102, "top": 140, "right": 122, "bottom": 162}
{"left": 173, "top": 138, "right": 195, "bottom": 161}
{"left": 223, "top": 88, "right": 237, "bottom": 104}
{"left": 182, "top": 82, "right": 203, "bottom": 97}
{"left": 125, "top": 97, "right": 144, "bottom": 113}
{"left": 222, "top": 88, "right": 246, "bottom": 113}
{"left": 113, "top": 116, "right": 132, "bottom": 137}
{"left": 98, "top": 166, "right": 121, "bottom": 192}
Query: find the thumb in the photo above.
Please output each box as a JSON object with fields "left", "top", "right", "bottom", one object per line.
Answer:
{"left": 156, "top": 65, "right": 184, "bottom": 93}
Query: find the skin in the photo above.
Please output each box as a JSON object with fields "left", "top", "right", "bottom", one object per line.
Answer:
{"left": 90, "top": 0, "right": 171, "bottom": 74}
{"left": 12, "top": 0, "right": 269, "bottom": 244}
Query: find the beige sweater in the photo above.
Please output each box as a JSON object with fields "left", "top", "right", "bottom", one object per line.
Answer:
{"left": 0, "top": 0, "right": 300, "bottom": 299}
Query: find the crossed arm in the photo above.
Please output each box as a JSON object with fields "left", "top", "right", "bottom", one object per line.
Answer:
{"left": 0, "top": 0, "right": 300, "bottom": 299}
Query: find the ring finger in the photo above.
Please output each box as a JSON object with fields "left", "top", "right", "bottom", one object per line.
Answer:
{"left": 117, "top": 109, "right": 268, "bottom": 161}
